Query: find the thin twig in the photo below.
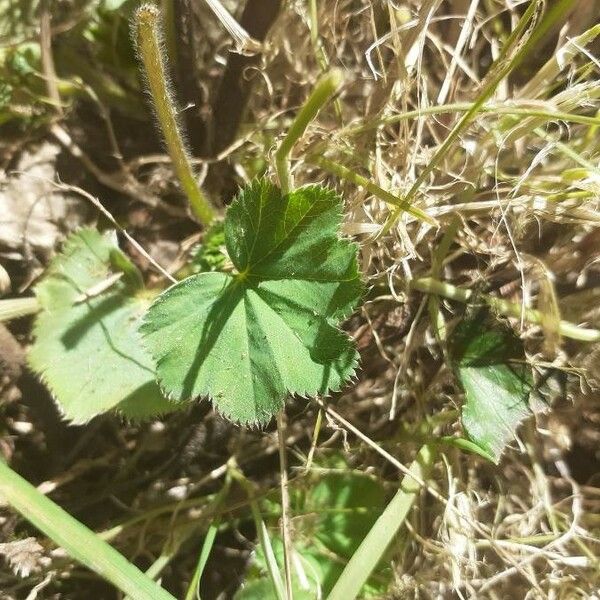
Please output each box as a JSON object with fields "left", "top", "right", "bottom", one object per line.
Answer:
{"left": 276, "top": 410, "right": 294, "bottom": 600}
{"left": 51, "top": 182, "right": 176, "bottom": 283}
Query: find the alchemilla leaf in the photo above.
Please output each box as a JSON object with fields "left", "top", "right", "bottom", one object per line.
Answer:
{"left": 449, "top": 308, "right": 533, "bottom": 463}
{"left": 141, "top": 179, "right": 362, "bottom": 425}
{"left": 28, "top": 229, "right": 172, "bottom": 423}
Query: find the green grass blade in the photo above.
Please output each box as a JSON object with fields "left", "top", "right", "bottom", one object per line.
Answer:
{"left": 309, "top": 154, "right": 438, "bottom": 226}
{"left": 351, "top": 102, "right": 600, "bottom": 134}
{"left": 326, "top": 444, "right": 435, "bottom": 600}
{"left": 184, "top": 474, "right": 232, "bottom": 600}
{"left": 231, "top": 468, "right": 286, "bottom": 600}
{"left": 382, "top": 0, "right": 556, "bottom": 233}
{"left": 184, "top": 521, "right": 219, "bottom": 600}
{"left": 382, "top": 0, "right": 542, "bottom": 234}
{"left": 0, "top": 459, "right": 176, "bottom": 600}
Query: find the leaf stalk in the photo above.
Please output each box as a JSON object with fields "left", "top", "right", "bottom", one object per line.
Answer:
{"left": 134, "top": 5, "right": 216, "bottom": 226}
{"left": 275, "top": 70, "right": 343, "bottom": 193}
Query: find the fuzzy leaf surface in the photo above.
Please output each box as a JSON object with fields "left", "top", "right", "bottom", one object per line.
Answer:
{"left": 449, "top": 309, "right": 533, "bottom": 463}
{"left": 141, "top": 179, "right": 362, "bottom": 425}
{"left": 28, "top": 229, "right": 171, "bottom": 423}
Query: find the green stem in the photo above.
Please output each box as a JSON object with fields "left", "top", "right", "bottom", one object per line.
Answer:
{"left": 304, "top": 407, "right": 323, "bottom": 473}
{"left": 275, "top": 69, "right": 343, "bottom": 193}
{"left": 161, "top": 0, "right": 177, "bottom": 66}
{"left": 308, "top": 154, "right": 438, "bottom": 226}
{"left": 410, "top": 277, "right": 600, "bottom": 342}
{"left": 428, "top": 216, "right": 460, "bottom": 341}
{"left": 184, "top": 524, "right": 218, "bottom": 600}
{"left": 0, "top": 459, "right": 175, "bottom": 600}
{"left": 326, "top": 444, "right": 436, "bottom": 600}
{"left": 349, "top": 103, "right": 600, "bottom": 135}
{"left": 134, "top": 5, "right": 215, "bottom": 226}
{"left": 0, "top": 297, "right": 40, "bottom": 322}
{"left": 183, "top": 473, "right": 232, "bottom": 600}
{"left": 276, "top": 410, "right": 293, "bottom": 600}
{"left": 231, "top": 469, "right": 286, "bottom": 600}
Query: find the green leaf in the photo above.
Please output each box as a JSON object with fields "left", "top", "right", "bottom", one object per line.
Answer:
{"left": 141, "top": 179, "right": 362, "bottom": 425}
{"left": 327, "top": 444, "right": 435, "bottom": 600}
{"left": 449, "top": 308, "right": 533, "bottom": 463}
{"left": 306, "top": 467, "right": 387, "bottom": 561}
{"left": 234, "top": 552, "right": 320, "bottom": 600}
{"left": 28, "top": 229, "right": 173, "bottom": 424}
{"left": 236, "top": 456, "right": 389, "bottom": 599}
{"left": 438, "top": 436, "right": 495, "bottom": 462}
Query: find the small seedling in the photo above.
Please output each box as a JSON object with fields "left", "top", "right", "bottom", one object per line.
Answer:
{"left": 7, "top": 8, "right": 359, "bottom": 597}
{"left": 140, "top": 179, "right": 362, "bottom": 425}
{"left": 25, "top": 6, "right": 357, "bottom": 427}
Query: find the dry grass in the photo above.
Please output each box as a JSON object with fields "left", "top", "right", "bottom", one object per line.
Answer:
{"left": 220, "top": 0, "right": 600, "bottom": 597}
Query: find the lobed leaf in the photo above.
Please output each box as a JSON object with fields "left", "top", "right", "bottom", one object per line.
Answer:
{"left": 28, "top": 229, "right": 172, "bottom": 423}
{"left": 141, "top": 179, "right": 362, "bottom": 425}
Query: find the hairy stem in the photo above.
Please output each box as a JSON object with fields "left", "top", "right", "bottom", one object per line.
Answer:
{"left": 276, "top": 69, "right": 343, "bottom": 193}
{"left": 134, "top": 5, "right": 215, "bottom": 226}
